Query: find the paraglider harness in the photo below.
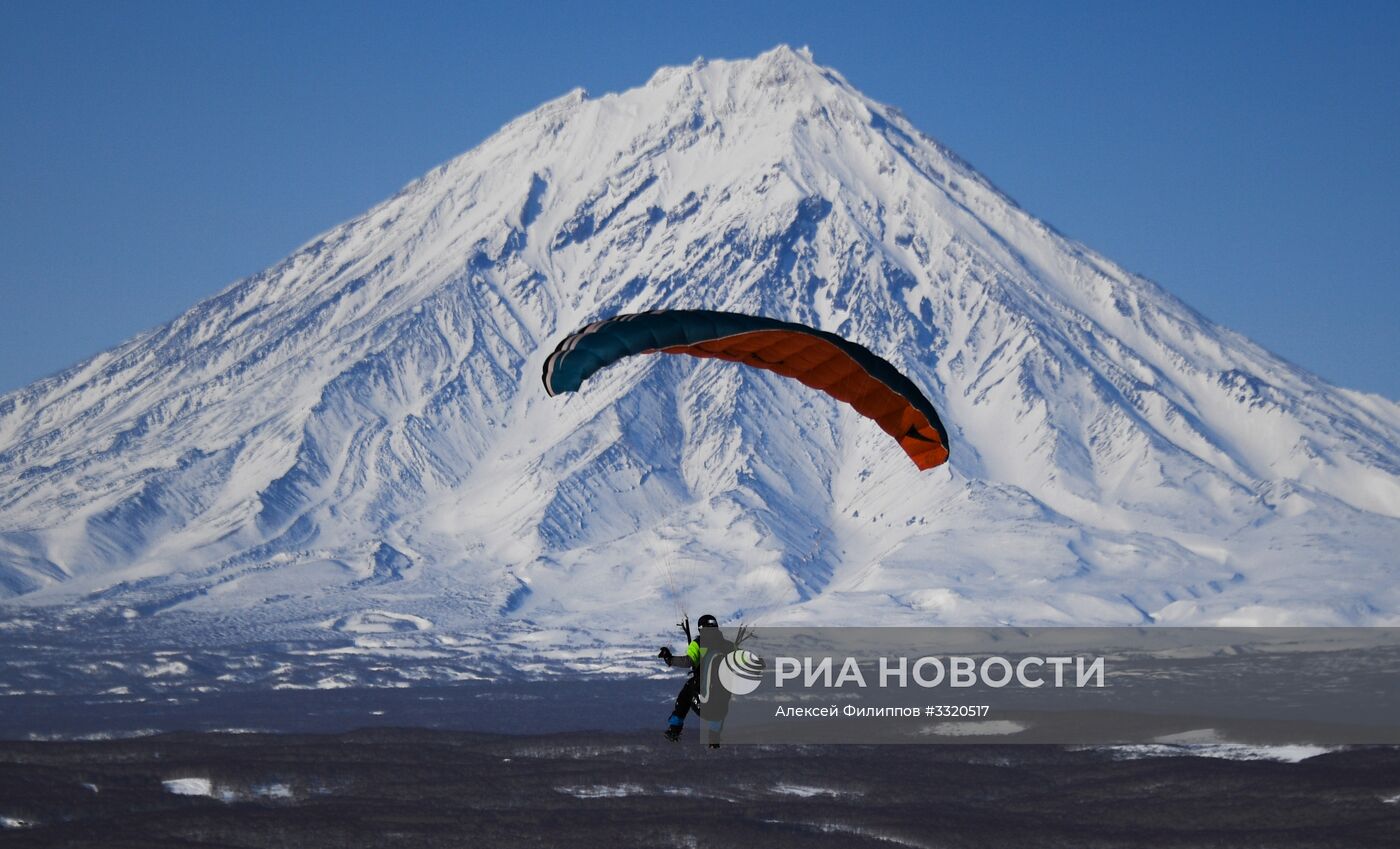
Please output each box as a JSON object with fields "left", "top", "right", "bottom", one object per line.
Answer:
{"left": 659, "top": 615, "right": 753, "bottom": 743}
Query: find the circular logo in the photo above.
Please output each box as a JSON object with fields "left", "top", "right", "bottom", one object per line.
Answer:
{"left": 716, "top": 649, "right": 765, "bottom": 696}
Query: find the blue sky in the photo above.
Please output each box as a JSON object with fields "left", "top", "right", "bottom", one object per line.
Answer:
{"left": 2, "top": 0, "right": 1397, "bottom": 398}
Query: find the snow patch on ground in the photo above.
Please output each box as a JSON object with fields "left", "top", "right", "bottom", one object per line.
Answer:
{"left": 761, "top": 817, "right": 926, "bottom": 847}
{"left": 556, "top": 783, "right": 645, "bottom": 798}
{"left": 140, "top": 661, "right": 189, "bottom": 678}
{"left": 1108, "top": 744, "right": 1336, "bottom": 763}
{"left": 771, "top": 783, "right": 858, "bottom": 798}
{"left": 163, "top": 777, "right": 214, "bottom": 797}
{"left": 26, "top": 728, "right": 159, "bottom": 742}
{"left": 920, "top": 720, "right": 1028, "bottom": 737}
{"left": 162, "top": 777, "right": 297, "bottom": 802}
{"left": 253, "top": 783, "right": 294, "bottom": 799}
{"left": 314, "top": 674, "right": 358, "bottom": 689}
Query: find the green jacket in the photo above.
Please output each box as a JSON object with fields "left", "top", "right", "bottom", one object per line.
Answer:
{"left": 668, "top": 628, "right": 730, "bottom": 671}
{"left": 685, "top": 639, "right": 706, "bottom": 666}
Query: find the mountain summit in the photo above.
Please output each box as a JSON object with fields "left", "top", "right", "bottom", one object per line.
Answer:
{"left": 2, "top": 47, "right": 1397, "bottom": 673}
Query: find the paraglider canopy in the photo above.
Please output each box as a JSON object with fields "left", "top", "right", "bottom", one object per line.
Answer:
{"left": 542, "top": 310, "right": 949, "bottom": 470}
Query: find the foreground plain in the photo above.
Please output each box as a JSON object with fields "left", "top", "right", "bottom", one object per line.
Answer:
{"left": 1, "top": 729, "right": 1399, "bottom": 847}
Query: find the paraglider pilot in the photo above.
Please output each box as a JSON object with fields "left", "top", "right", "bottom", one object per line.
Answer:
{"left": 658, "top": 613, "right": 729, "bottom": 741}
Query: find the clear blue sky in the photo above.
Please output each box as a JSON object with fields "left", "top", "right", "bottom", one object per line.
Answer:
{"left": 3, "top": 1, "right": 1397, "bottom": 398}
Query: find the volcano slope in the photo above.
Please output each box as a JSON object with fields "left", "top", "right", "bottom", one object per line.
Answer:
{"left": 1, "top": 47, "right": 1397, "bottom": 694}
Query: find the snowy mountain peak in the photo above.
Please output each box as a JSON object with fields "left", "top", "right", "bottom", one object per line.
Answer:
{"left": 1, "top": 48, "right": 1397, "bottom": 659}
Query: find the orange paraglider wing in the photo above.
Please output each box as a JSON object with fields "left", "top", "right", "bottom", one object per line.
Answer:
{"left": 542, "top": 310, "right": 948, "bottom": 470}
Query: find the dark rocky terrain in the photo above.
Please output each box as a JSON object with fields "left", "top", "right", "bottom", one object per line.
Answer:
{"left": 1, "top": 729, "right": 1398, "bottom": 848}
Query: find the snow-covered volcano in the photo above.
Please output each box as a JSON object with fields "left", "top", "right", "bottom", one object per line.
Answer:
{"left": 2, "top": 46, "right": 1398, "bottom": 675}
